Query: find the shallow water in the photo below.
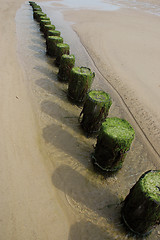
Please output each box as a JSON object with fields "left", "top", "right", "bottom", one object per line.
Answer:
{"left": 46, "top": 0, "right": 160, "bottom": 16}
{"left": 105, "top": 0, "right": 160, "bottom": 16}
{"left": 46, "top": 0, "right": 120, "bottom": 11}
{"left": 16, "top": 2, "right": 160, "bottom": 239}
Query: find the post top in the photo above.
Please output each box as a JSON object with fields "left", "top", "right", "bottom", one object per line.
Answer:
{"left": 88, "top": 90, "right": 111, "bottom": 103}
{"left": 140, "top": 170, "right": 160, "bottom": 202}
{"left": 100, "top": 117, "right": 135, "bottom": 150}
{"left": 56, "top": 43, "right": 69, "bottom": 48}
{"left": 72, "top": 67, "right": 93, "bottom": 76}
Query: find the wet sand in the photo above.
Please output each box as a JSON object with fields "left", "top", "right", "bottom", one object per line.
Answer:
{"left": 0, "top": 0, "right": 72, "bottom": 239}
{"left": 1, "top": 0, "right": 160, "bottom": 239}
{"left": 64, "top": 5, "right": 160, "bottom": 157}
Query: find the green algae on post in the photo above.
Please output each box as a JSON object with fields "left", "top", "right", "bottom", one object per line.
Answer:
{"left": 39, "top": 15, "right": 49, "bottom": 23}
{"left": 92, "top": 117, "right": 135, "bottom": 172}
{"left": 122, "top": 170, "right": 160, "bottom": 236}
{"left": 40, "top": 20, "right": 51, "bottom": 32}
{"left": 58, "top": 54, "right": 75, "bottom": 82}
{"left": 55, "top": 43, "right": 70, "bottom": 66}
{"left": 33, "top": 11, "right": 46, "bottom": 22}
{"left": 43, "top": 24, "right": 56, "bottom": 38}
{"left": 33, "top": 7, "right": 42, "bottom": 13}
{"left": 46, "top": 36, "right": 63, "bottom": 57}
{"left": 79, "top": 90, "right": 112, "bottom": 135}
{"left": 67, "top": 67, "right": 95, "bottom": 104}
{"left": 31, "top": 3, "right": 42, "bottom": 11}
{"left": 47, "top": 30, "right": 61, "bottom": 38}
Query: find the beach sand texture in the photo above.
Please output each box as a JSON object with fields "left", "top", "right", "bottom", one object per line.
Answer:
{"left": 1, "top": 0, "right": 160, "bottom": 239}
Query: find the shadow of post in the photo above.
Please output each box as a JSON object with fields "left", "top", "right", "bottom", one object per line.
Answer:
{"left": 52, "top": 165, "right": 122, "bottom": 228}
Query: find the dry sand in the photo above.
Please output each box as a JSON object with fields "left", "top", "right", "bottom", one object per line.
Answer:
{"left": 1, "top": 0, "right": 160, "bottom": 239}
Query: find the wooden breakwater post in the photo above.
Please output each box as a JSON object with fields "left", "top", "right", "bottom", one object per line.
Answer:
{"left": 40, "top": 19, "right": 51, "bottom": 32}
{"left": 47, "top": 30, "right": 61, "bottom": 38}
{"left": 33, "top": 11, "right": 46, "bottom": 21}
{"left": 92, "top": 117, "right": 135, "bottom": 172}
{"left": 67, "top": 67, "right": 95, "bottom": 104}
{"left": 122, "top": 170, "right": 160, "bottom": 236}
{"left": 58, "top": 54, "right": 75, "bottom": 82}
{"left": 32, "top": 7, "right": 42, "bottom": 14}
{"left": 46, "top": 36, "right": 63, "bottom": 57}
{"left": 43, "top": 24, "right": 56, "bottom": 37}
{"left": 79, "top": 90, "right": 112, "bottom": 135}
{"left": 55, "top": 43, "right": 70, "bottom": 66}
{"left": 29, "top": 2, "right": 41, "bottom": 10}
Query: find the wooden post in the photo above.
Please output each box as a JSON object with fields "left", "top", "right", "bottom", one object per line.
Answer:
{"left": 34, "top": 12, "right": 46, "bottom": 22}
{"left": 79, "top": 90, "right": 112, "bottom": 135}
{"left": 122, "top": 170, "right": 160, "bottom": 236}
{"left": 58, "top": 54, "right": 75, "bottom": 82}
{"left": 67, "top": 67, "right": 95, "bottom": 104}
{"left": 92, "top": 117, "right": 135, "bottom": 172}
{"left": 47, "top": 30, "right": 61, "bottom": 38}
{"left": 55, "top": 43, "right": 70, "bottom": 66}
{"left": 46, "top": 36, "right": 63, "bottom": 57}
{"left": 40, "top": 20, "right": 51, "bottom": 32}
{"left": 39, "top": 15, "right": 50, "bottom": 23}
{"left": 31, "top": 4, "right": 41, "bottom": 11}
{"left": 33, "top": 7, "right": 41, "bottom": 13}
{"left": 43, "top": 24, "right": 56, "bottom": 37}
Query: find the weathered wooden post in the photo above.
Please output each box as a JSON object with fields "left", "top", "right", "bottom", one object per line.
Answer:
{"left": 67, "top": 67, "right": 95, "bottom": 104}
{"left": 47, "top": 30, "right": 61, "bottom": 38}
{"left": 39, "top": 16, "right": 50, "bottom": 22}
{"left": 32, "top": 7, "right": 42, "bottom": 13}
{"left": 43, "top": 24, "right": 56, "bottom": 37}
{"left": 32, "top": 4, "right": 41, "bottom": 11}
{"left": 46, "top": 36, "right": 63, "bottom": 57}
{"left": 122, "top": 170, "right": 160, "bottom": 236}
{"left": 40, "top": 19, "right": 51, "bottom": 32}
{"left": 92, "top": 117, "right": 135, "bottom": 172}
{"left": 55, "top": 43, "right": 70, "bottom": 66}
{"left": 58, "top": 54, "right": 75, "bottom": 82}
{"left": 79, "top": 90, "right": 112, "bottom": 135}
{"left": 33, "top": 12, "right": 46, "bottom": 22}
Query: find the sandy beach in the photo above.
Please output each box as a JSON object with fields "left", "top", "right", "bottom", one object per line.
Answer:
{"left": 1, "top": 0, "right": 160, "bottom": 239}
{"left": 64, "top": 4, "right": 160, "bottom": 157}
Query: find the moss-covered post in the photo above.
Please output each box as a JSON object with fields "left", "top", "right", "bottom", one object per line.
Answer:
{"left": 55, "top": 43, "right": 70, "bottom": 66}
{"left": 58, "top": 54, "right": 75, "bottom": 82}
{"left": 92, "top": 117, "right": 135, "bottom": 172}
{"left": 43, "top": 24, "right": 56, "bottom": 37}
{"left": 34, "top": 11, "right": 46, "bottom": 21}
{"left": 40, "top": 20, "right": 51, "bottom": 32}
{"left": 47, "top": 30, "right": 61, "bottom": 38}
{"left": 32, "top": 4, "right": 41, "bottom": 11}
{"left": 33, "top": 7, "right": 42, "bottom": 13}
{"left": 39, "top": 15, "right": 49, "bottom": 23}
{"left": 46, "top": 36, "right": 63, "bottom": 57}
{"left": 79, "top": 90, "right": 112, "bottom": 135}
{"left": 122, "top": 170, "right": 160, "bottom": 236}
{"left": 67, "top": 67, "right": 95, "bottom": 104}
